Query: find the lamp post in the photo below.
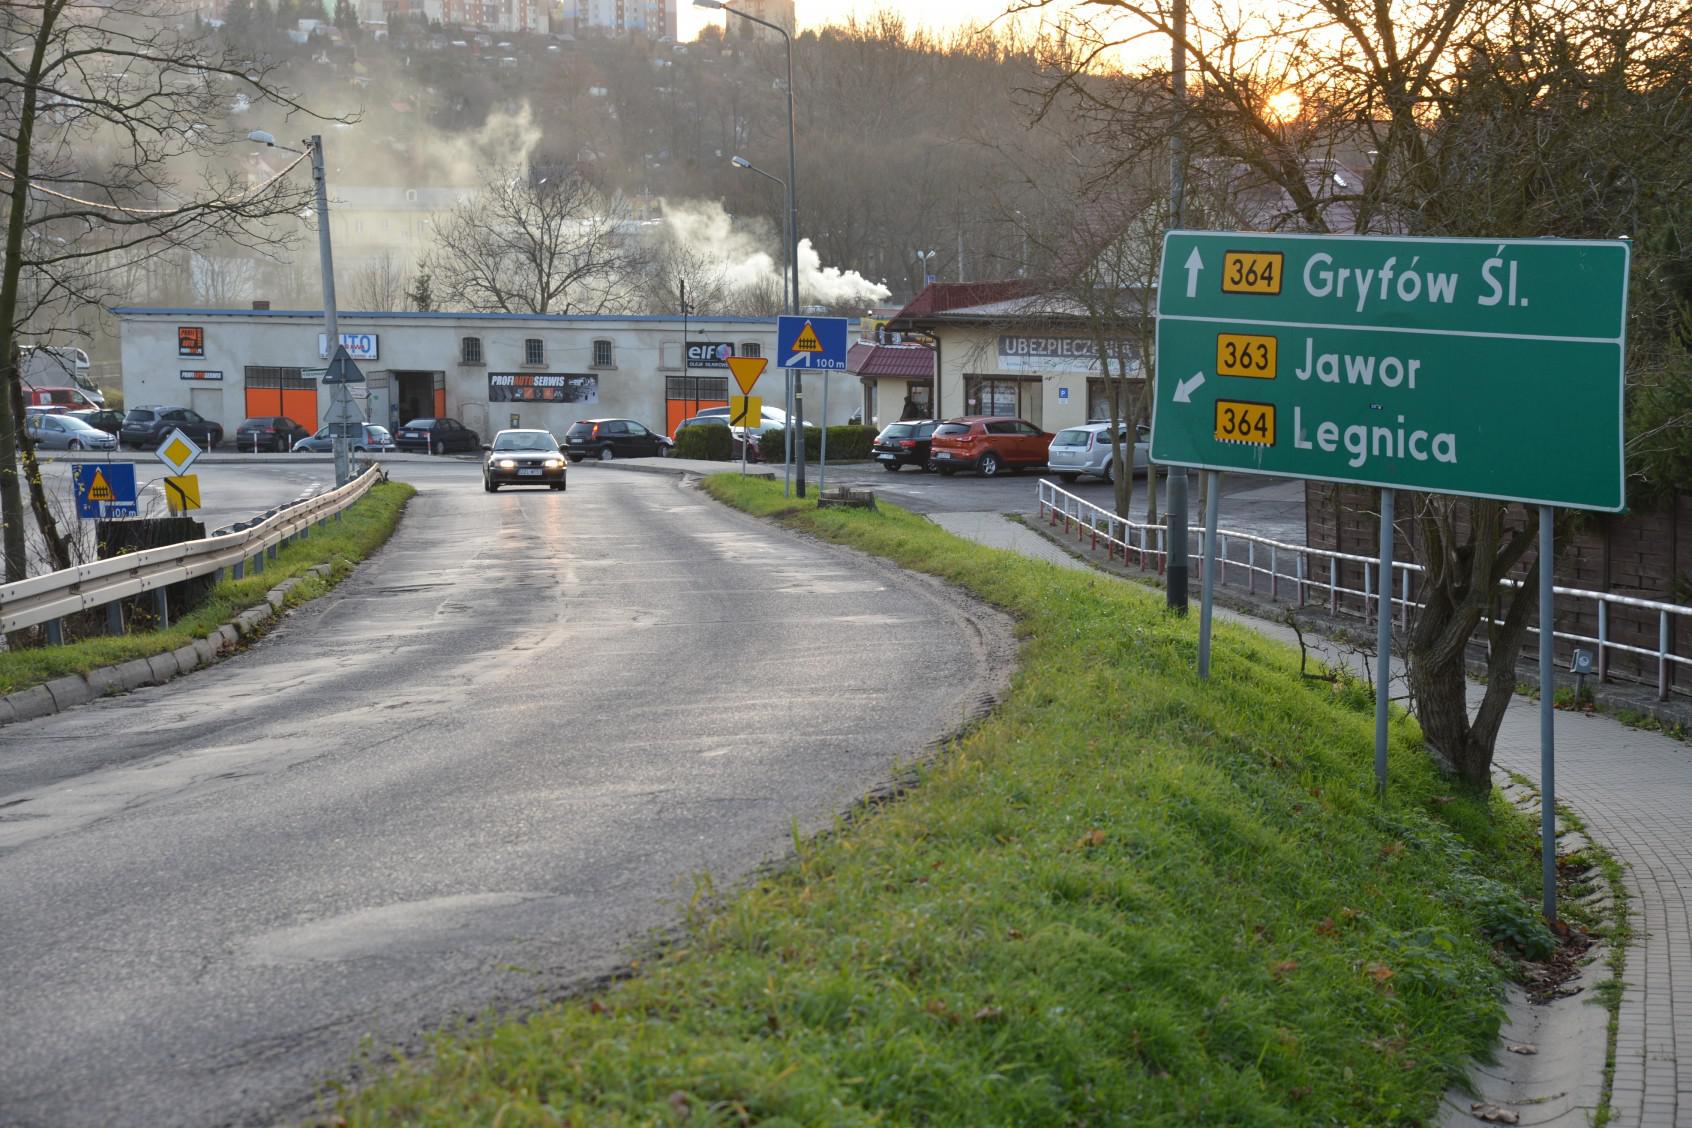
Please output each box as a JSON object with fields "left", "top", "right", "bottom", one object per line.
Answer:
{"left": 730, "top": 156, "right": 790, "bottom": 309}
{"left": 914, "top": 249, "right": 937, "bottom": 289}
{"left": 1164, "top": 0, "right": 1191, "bottom": 614}
{"left": 697, "top": 0, "right": 804, "bottom": 496}
{"left": 250, "top": 130, "right": 351, "bottom": 487}
{"left": 730, "top": 154, "right": 797, "bottom": 494}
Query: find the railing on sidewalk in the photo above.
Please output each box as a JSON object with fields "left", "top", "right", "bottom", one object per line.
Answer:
{"left": 1036, "top": 479, "right": 1692, "bottom": 701}
{"left": 0, "top": 465, "right": 382, "bottom": 641}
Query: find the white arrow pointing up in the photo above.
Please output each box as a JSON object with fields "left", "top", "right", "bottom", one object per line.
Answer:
{"left": 1173, "top": 371, "right": 1206, "bottom": 404}
{"left": 1184, "top": 246, "right": 1205, "bottom": 298}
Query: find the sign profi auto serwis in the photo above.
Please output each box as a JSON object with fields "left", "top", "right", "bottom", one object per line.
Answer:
{"left": 1150, "top": 231, "right": 1629, "bottom": 512}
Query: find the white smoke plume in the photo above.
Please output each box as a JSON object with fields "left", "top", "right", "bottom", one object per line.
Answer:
{"left": 660, "top": 199, "right": 890, "bottom": 308}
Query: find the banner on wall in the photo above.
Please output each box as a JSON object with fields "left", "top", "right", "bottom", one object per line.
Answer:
{"left": 997, "top": 335, "right": 1138, "bottom": 374}
{"left": 487, "top": 372, "right": 599, "bottom": 403}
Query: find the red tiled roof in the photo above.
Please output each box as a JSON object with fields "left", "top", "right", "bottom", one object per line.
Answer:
{"left": 888, "top": 281, "right": 1037, "bottom": 324}
{"left": 847, "top": 341, "right": 935, "bottom": 378}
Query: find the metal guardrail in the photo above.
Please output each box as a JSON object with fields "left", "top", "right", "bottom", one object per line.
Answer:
{"left": 1036, "top": 479, "right": 1692, "bottom": 701}
{"left": 0, "top": 465, "right": 381, "bottom": 638}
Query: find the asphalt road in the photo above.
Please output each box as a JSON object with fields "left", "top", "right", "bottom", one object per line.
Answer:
{"left": 0, "top": 462, "right": 1015, "bottom": 1127}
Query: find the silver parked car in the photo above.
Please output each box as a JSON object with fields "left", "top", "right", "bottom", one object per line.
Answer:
{"left": 291, "top": 423, "right": 396, "bottom": 453}
{"left": 23, "top": 411, "right": 118, "bottom": 451}
{"left": 1046, "top": 421, "right": 1149, "bottom": 484}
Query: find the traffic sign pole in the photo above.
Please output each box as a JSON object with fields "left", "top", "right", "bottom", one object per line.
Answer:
{"left": 1540, "top": 506, "right": 1557, "bottom": 922}
{"left": 1197, "top": 471, "right": 1220, "bottom": 678}
{"left": 1375, "top": 489, "right": 1395, "bottom": 797}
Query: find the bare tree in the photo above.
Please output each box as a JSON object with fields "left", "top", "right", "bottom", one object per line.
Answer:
{"left": 0, "top": 0, "right": 325, "bottom": 585}
{"left": 1022, "top": 0, "right": 1692, "bottom": 786}
{"left": 346, "top": 248, "right": 411, "bottom": 312}
{"left": 421, "top": 169, "right": 641, "bottom": 315}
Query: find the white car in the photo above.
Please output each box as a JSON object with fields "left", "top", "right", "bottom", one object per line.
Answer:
{"left": 1046, "top": 421, "right": 1149, "bottom": 484}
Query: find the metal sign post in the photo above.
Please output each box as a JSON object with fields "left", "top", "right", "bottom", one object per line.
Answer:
{"left": 1196, "top": 470, "right": 1221, "bottom": 678}
{"left": 1375, "top": 490, "right": 1396, "bottom": 796}
{"left": 1540, "top": 506, "right": 1558, "bottom": 922}
{"left": 776, "top": 315, "right": 849, "bottom": 500}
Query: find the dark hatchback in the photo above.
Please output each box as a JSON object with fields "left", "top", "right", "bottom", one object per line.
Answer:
{"left": 236, "top": 416, "right": 312, "bottom": 452}
{"left": 484, "top": 429, "right": 567, "bottom": 491}
{"left": 119, "top": 405, "right": 223, "bottom": 450}
{"left": 563, "top": 418, "right": 671, "bottom": 461}
{"left": 396, "top": 417, "right": 481, "bottom": 454}
{"left": 66, "top": 408, "right": 124, "bottom": 435}
{"left": 871, "top": 419, "right": 939, "bottom": 471}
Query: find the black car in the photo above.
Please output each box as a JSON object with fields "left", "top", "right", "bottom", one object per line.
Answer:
{"left": 396, "top": 417, "right": 481, "bottom": 454}
{"left": 66, "top": 408, "right": 124, "bottom": 435}
{"left": 871, "top": 419, "right": 939, "bottom": 471}
{"left": 119, "top": 405, "right": 223, "bottom": 450}
{"left": 483, "top": 429, "right": 566, "bottom": 491}
{"left": 563, "top": 418, "right": 671, "bottom": 461}
{"left": 236, "top": 416, "right": 312, "bottom": 452}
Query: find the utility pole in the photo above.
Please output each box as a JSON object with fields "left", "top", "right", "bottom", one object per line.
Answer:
{"left": 1165, "top": 0, "right": 1191, "bottom": 614}
{"left": 309, "top": 135, "right": 352, "bottom": 487}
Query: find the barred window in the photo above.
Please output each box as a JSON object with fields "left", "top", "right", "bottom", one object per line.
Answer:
{"left": 739, "top": 342, "right": 762, "bottom": 358}
{"left": 461, "top": 336, "right": 483, "bottom": 364}
{"left": 591, "top": 338, "right": 614, "bottom": 368}
{"left": 524, "top": 337, "right": 545, "bottom": 366}
{"left": 245, "top": 366, "right": 311, "bottom": 389}
{"left": 666, "top": 375, "right": 729, "bottom": 400}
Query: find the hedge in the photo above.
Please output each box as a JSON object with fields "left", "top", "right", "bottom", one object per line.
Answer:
{"left": 757, "top": 425, "right": 877, "bottom": 461}
{"left": 673, "top": 424, "right": 734, "bottom": 460}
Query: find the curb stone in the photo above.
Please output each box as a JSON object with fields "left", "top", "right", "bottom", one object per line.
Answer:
{"left": 0, "top": 568, "right": 325, "bottom": 728}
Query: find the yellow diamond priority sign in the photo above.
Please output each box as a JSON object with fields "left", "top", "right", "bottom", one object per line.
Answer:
{"left": 155, "top": 427, "right": 203, "bottom": 476}
{"left": 725, "top": 355, "right": 768, "bottom": 395}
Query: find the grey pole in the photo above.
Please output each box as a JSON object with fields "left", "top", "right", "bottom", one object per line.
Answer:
{"left": 1375, "top": 490, "right": 1396, "bottom": 796}
{"left": 819, "top": 369, "right": 828, "bottom": 492}
{"left": 308, "top": 136, "right": 349, "bottom": 488}
{"left": 1196, "top": 470, "right": 1220, "bottom": 678}
{"left": 1165, "top": 0, "right": 1190, "bottom": 615}
{"left": 1540, "top": 505, "right": 1557, "bottom": 922}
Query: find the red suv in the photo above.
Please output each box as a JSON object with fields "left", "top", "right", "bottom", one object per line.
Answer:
{"left": 927, "top": 416, "right": 1053, "bottom": 477}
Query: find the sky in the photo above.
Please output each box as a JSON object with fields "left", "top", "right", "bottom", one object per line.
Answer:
{"left": 679, "top": 1, "right": 1074, "bottom": 42}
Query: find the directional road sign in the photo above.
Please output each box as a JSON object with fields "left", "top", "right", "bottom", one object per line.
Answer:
{"left": 726, "top": 355, "right": 769, "bottom": 395}
{"left": 729, "top": 395, "right": 762, "bottom": 427}
{"left": 72, "top": 463, "right": 138, "bottom": 519}
{"left": 154, "top": 428, "right": 203, "bottom": 477}
{"left": 777, "top": 315, "right": 849, "bottom": 370}
{"left": 1150, "top": 231, "right": 1630, "bottom": 512}
{"left": 164, "top": 473, "right": 201, "bottom": 514}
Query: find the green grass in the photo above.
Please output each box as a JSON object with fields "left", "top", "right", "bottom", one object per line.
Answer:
{"left": 334, "top": 475, "right": 1548, "bottom": 1127}
{"left": 0, "top": 479, "right": 415, "bottom": 694}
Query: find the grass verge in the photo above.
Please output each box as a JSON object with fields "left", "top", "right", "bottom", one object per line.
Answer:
{"left": 336, "top": 475, "right": 1547, "bottom": 1127}
{"left": 0, "top": 479, "right": 415, "bottom": 695}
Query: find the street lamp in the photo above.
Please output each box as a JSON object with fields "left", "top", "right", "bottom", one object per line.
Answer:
{"left": 730, "top": 155, "right": 791, "bottom": 315}
{"left": 914, "top": 249, "right": 937, "bottom": 288}
{"left": 250, "top": 129, "right": 353, "bottom": 488}
{"left": 696, "top": 0, "right": 806, "bottom": 496}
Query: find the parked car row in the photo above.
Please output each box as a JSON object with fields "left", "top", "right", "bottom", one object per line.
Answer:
{"left": 871, "top": 416, "right": 1150, "bottom": 480}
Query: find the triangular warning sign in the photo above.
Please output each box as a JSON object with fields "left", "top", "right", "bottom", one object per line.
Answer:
{"left": 86, "top": 468, "right": 114, "bottom": 503}
{"left": 725, "top": 355, "right": 768, "bottom": 395}
{"left": 792, "top": 321, "right": 823, "bottom": 352}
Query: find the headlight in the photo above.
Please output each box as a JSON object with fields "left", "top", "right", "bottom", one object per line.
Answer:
{"left": 544, "top": 458, "right": 563, "bottom": 468}
{"left": 496, "top": 458, "right": 517, "bottom": 469}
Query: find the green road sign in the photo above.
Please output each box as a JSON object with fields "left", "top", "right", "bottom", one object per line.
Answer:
{"left": 1150, "top": 231, "right": 1630, "bottom": 511}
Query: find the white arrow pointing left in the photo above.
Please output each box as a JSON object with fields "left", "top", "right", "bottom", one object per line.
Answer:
{"left": 1173, "top": 371, "right": 1206, "bottom": 404}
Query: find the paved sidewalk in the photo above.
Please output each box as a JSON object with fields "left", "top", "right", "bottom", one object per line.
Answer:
{"left": 933, "top": 510, "right": 1689, "bottom": 1128}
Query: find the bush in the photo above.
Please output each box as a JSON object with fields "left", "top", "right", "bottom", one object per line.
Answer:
{"left": 673, "top": 424, "right": 733, "bottom": 461}
{"left": 756, "top": 425, "right": 877, "bottom": 461}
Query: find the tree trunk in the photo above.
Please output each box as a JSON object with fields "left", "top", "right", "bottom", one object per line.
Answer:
{"left": 9, "top": 361, "right": 71, "bottom": 572}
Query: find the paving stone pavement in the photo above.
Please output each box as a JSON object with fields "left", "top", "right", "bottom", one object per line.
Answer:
{"left": 932, "top": 509, "right": 1689, "bottom": 1127}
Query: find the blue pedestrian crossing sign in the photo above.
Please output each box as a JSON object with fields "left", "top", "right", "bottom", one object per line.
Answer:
{"left": 72, "top": 462, "right": 139, "bottom": 519}
{"left": 777, "top": 315, "right": 849, "bottom": 370}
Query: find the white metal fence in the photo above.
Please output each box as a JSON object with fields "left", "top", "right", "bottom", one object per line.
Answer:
{"left": 0, "top": 465, "right": 381, "bottom": 640}
{"left": 1036, "top": 479, "right": 1692, "bottom": 701}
